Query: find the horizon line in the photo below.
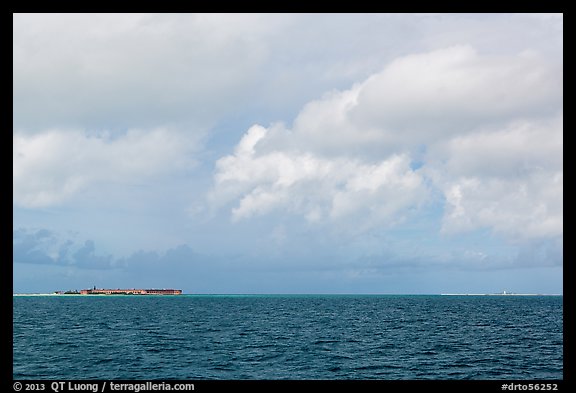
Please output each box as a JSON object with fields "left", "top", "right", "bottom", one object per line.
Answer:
{"left": 12, "top": 292, "right": 563, "bottom": 296}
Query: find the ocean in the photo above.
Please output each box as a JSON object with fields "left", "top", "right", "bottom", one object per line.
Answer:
{"left": 12, "top": 295, "right": 563, "bottom": 380}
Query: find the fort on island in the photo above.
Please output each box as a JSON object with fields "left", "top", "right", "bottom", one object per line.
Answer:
{"left": 55, "top": 287, "right": 182, "bottom": 295}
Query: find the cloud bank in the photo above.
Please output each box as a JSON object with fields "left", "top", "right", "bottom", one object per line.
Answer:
{"left": 211, "top": 45, "right": 562, "bottom": 242}
{"left": 13, "top": 128, "right": 198, "bottom": 207}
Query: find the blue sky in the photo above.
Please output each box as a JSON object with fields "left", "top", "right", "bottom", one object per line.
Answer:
{"left": 13, "top": 13, "right": 563, "bottom": 294}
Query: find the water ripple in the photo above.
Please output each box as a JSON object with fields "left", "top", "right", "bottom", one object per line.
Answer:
{"left": 13, "top": 295, "right": 563, "bottom": 380}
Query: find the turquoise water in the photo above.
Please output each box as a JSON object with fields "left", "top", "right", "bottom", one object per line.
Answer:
{"left": 13, "top": 295, "right": 563, "bottom": 379}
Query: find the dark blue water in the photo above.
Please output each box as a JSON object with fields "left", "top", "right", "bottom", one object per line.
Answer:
{"left": 13, "top": 295, "right": 562, "bottom": 379}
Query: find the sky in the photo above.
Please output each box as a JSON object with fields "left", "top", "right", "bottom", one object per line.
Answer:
{"left": 13, "top": 13, "right": 563, "bottom": 294}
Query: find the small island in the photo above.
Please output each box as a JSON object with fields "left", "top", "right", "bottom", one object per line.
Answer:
{"left": 55, "top": 287, "right": 182, "bottom": 295}
{"left": 440, "top": 290, "right": 559, "bottom": 296}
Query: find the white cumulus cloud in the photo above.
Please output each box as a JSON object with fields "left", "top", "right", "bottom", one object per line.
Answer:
{"left": 211, "top": 125, "right": 426, "bottom": 228}
{"left": 427, "top": 115, "right": 563, "bottom": 240}
{"left": 210, "top": 45, "right": 562, "bottom": 242}
{"left": 351, "top": 46, "right": 561, "bottom": 137}
{"left": 13, "top": 128, "right": 198, "bottom": 208}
